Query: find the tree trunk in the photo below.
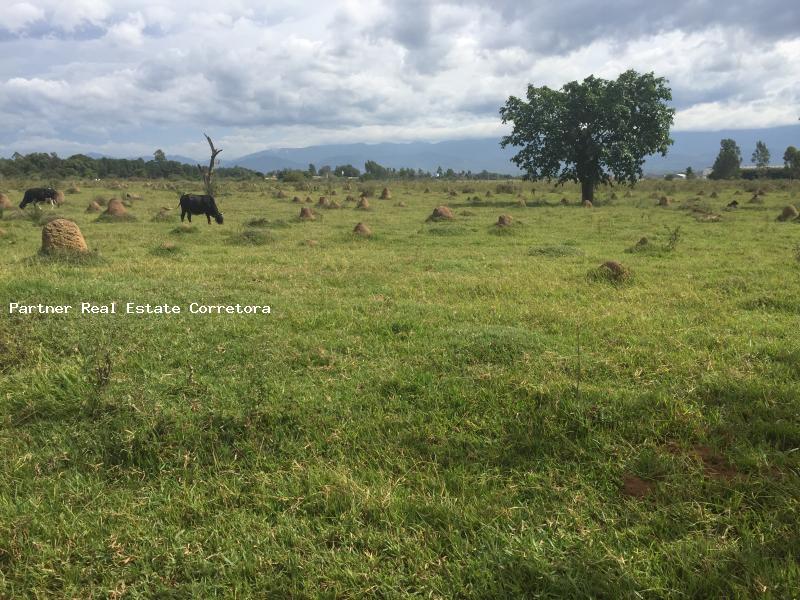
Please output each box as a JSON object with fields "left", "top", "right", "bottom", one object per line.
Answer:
{"left": 197, "top": 133, "right": 222, "bottom": 196}
{"left": 581, "top": 179, "right": 594, "bottom": 203}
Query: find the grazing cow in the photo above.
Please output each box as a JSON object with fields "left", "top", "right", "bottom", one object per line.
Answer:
{"left": 179, "top": 194, "right": 224, "bottom": 224}
{"left": 19, "top": 187, "right": 59, "bottom": 209}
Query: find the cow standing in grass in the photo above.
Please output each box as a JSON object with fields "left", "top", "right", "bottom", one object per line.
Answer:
{"left": 179, "top": 194, "right": 224, "bottom": 224}
{"left": 19, "top": 188, "right": 60, "bottom": 209}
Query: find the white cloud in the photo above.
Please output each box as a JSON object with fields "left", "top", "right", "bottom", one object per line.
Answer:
{"left": 0, "top": 3, "right": 45, "bottom": 31}
{"left": 0, "top": 0, "right": 798, "bottom": 157}
{"left": 104, "top": 12, "right": 145, "bottom": 46}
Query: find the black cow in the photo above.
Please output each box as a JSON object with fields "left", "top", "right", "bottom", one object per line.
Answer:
{"left": 179, "top": 194, "right": 223, "bottom": 224}
{"left": 19, "top": 187, "right": 59, "bottom": 209}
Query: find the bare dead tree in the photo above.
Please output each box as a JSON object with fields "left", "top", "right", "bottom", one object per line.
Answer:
{"left": 197, "top": 133, "right": 222, "bottom": 196}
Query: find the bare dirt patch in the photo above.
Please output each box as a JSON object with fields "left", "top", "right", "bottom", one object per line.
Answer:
{"left": 621, "top": 474, "right": 655, "bottom": 498}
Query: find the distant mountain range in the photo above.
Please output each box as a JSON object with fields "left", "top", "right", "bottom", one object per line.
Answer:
{"left": 229, "top": 139, "right": 520, "bottom": 174}
{"left": 227, "top": 125, "right": 799, "bottom": 175}
{"left": 18, "top": 124, "right": 800, "bottom": 176}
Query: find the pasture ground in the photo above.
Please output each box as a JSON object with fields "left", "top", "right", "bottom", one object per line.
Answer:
{"left": 1, "top": 178, "right": 799, "bottom": 597}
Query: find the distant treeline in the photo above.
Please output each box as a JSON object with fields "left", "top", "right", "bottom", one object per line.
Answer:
{"left": 273, "top": 160, "right": 516, "bottom": 181}
{"left": 739, "top": 167, "right": 796, "bottom": 180}
{"left": 0, "top": 152, "right": 263, "bottom": 181}
{"left": 0, "top": 152, "right": 516, "bottom": 182}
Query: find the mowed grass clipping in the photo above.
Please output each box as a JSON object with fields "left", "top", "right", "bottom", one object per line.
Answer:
{"left": 1, "top": 178, "right": 799, "bottom": 597}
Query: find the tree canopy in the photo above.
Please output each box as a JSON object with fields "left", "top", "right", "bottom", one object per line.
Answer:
{"left": 751, "top": 141, "right": 770, "bottom": 170}
{"left": 784, "top": 146, "right": 800, "bottom": 177}
{"left": 500, "top": 69, "right": 675, "bottom": 201}
{"left": 0, "top": 151, "right": 262, "bottom": 181}
{"left": 710, "top": 139, "right": 742, "bottom": 179}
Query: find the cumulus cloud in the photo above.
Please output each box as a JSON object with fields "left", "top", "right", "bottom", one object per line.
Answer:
{"left": 0, "top": 3, "right": 45, "bottom": 32}
{"left": 0, "top": 0, "right": 798, "bottom": 157}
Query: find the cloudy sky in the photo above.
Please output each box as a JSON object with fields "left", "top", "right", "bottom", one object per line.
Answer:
{"left": 1, "top": 0, "right": 798, "bottom": 158}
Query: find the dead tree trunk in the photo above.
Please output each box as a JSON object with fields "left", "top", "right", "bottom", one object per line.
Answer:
{"left": 197, "top": 133, "right": 222, "bottom": 196}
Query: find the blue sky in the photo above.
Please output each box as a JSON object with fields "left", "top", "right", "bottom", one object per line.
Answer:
{"left": 1, "top": 0, "right": 798, "bottom": 158}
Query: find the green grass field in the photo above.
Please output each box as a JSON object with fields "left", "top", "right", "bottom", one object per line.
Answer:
{"left": 1, "top": 178, "right": 799, "bottom": 597}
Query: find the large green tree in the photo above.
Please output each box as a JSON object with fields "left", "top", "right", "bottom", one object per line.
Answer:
{"left": 784, "top": 146, "right": 800, "bottom": 178}
{"left": 335, "top": 164, "right": 360, "bottom": 177}
{"left": 751, "top": 140, "right": 770, "bottom": 172}
{"left": 709, "top": 139, "right": 742, "bottom": 179}
{"left": 499, "top": 70, "right": 674, "bottom": 202}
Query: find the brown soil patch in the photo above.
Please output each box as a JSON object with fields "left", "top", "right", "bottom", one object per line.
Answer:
{"left": 105, "top": 198, "right": 128, "bottom": 216}
{"left": 658, "top": 196, "right": 671, "bottom": 206}
{"left": 602, "top": 261, "right": 626, "bottom": 276}
{"left": 303, "top": 239, "right": 318, "bottom": 247}
{"left": 423, "top": 187, "right": 431, "bottom": 193}
{"left": 560, "top": 197, "right": 569, "bottom": 205}
{"left": 345, "top": 195, "right": 355, "bottom": 202}
{"left": 0, "top": 193, "right": 12, "bottom": 209}
{"left": 427, "top": 206, "right": 454, "bottom": 221}
{"left": 276, "top": 190, "right": 287, "bottom": 199}
{"left": 317, "top": 196, "right": 329, "bottom": 207}
{"left": 356, "top": 197, "right": 370, "bottom": 210}
{"left": 41, "top": 219, "right": 88, "bottom": 253}
{"left": 305, "top": 196, "right": 313, "bottom": 203}
{"left": 777, "top": 205, "right": 798, "bottom": 221}
{"left": 292, "top": 196, "right": 302, "bottom": 203}
{"left": 692, "top": 446, "right": 739, "bottom": 480}
{"left": 396, "top": 201, "right": 407, "bottom": 207}
{"left": 635, "top": 237, "right": 649, "bottom": 247}
{"left": 299, "top": 207, "right": 316, "bottom": 221}
{"left": 583, "top": 200, "right": 593, "bottom": 208}
{"left": 726, "top": 200, "right": 739, "bottom": 208}
{"left": 380, "top": 187, "right": 391, "bottom": 200}
{"left": 86, "top": 201, "right": 102, "bottom": 213}
{"left": 54, "top": 191, "right": 65, "bottom": 206}
{"left": 496, "top": 214, "right": 513, "bottom": 227}
{"left": 516, "top": 199, "right": 527, "bottom": 207}
{"left": 595, "top": 260, "right": 630, "bottom": 283}
{"left": 125, "top": 193, "right": 142, "bottom": 200}
{"left": 353, "top": 222, "right": 372, "bottom": 237}
{"left": 621, "top": 474, "right": 655, "bottom": 498}
{"left": 152, "top": 208, "right": 173, "bottom": 221}
{"left": 710, "top": 191, "right": 718, "bottom": 198}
